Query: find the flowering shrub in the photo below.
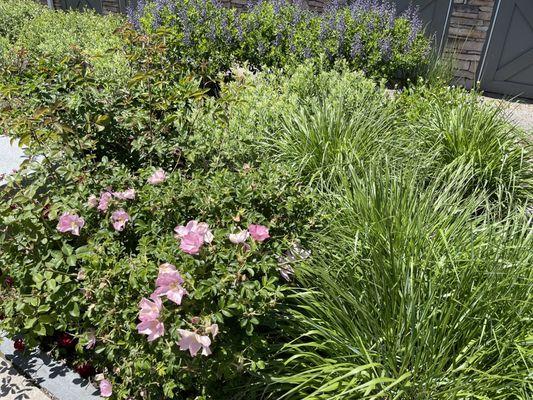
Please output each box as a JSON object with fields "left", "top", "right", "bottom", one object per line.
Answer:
{"left": 0, "top": 27, "right": 319, "bottom": 399}
{"left": 132, "top": 0, "right": 430, "bottom": 84}
{"left": 0, "top": 152, "right": 316, "bottom": 398}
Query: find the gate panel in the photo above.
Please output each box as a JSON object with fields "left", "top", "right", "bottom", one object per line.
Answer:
{"left": 60, "top": 0, "right": 103, "bottom": 12}
{"left": 395, "top": 0, "right": 452, "bottom": 52}
{"left": 480, "top": 0, "right": 533, "bottom": 99}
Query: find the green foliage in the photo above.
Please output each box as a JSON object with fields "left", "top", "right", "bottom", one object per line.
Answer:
{"left": 217, "top": 66, "right": 533, "bottom": 398}
{"left": 0, "top": 153, "right": 317, "bottom": 399}
{"left": 0, "top": 0, "right": 44, "bottom": 41}
{"left": 0, "top": 29, "right": 319, "bottom": 399}
{"left": 266, "top": 164, "right": 533, "bottom": 399}
{"left": 0, "top": 3, "right": 531, "bottom": 398}
{"left": 0, "top": 0, "right": 127, "bottom": 83}
{"left": 397, "top": 83, "right": 532, "bottom": 202}
{"left": 263, "top": 66, "right": 397, "bottom": 186}
{"left": 135, "top": 0, "right": 431, "bottom": 85}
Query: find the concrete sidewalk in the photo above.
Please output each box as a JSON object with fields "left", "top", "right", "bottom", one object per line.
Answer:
{"left": 1, "top": 356, "right": 51, "bottom": 400}
{"left": 0, "top": 135, "right": 26, "bottom": 181}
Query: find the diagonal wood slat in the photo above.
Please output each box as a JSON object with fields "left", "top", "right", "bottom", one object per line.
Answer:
{"left": 480, "top": 0, "right": 533, "bottom": 98}
{"left": 494, "top": 49, "right": 533, "bottom": 81}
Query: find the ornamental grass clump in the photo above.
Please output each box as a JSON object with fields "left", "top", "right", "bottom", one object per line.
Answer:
{"left": 214, "top": 65, "right": 532, "bottom": 398}
{"left": 265, "top": 164, "right": 533, "bottom": 399}
{"left": 397, "top": 84, "right": 533, "bottom": 205}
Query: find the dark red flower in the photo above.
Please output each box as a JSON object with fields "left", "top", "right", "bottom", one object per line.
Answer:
{"left": 75, "top": 362, "right": 96, "bottom": 379}
{"left": 57, "top": 332, "right": 75, "bottom": 348}
{"left": 4, "top": 276, "right": 14, "bottom": 287}
{"left": 14, "top": 338, "right": 25, "bottom": 352}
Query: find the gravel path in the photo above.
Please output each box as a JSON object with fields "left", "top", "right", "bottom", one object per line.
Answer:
{"left": 481, "top": 96, "right": 533, "bottom": 132}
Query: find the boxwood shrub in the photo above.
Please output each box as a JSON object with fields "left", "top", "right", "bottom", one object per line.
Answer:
{"left": 0, "top": 0, "right": 43, "bottom": 41}
{"left": 0, "top": 0, "right": 127, "bottom": 84}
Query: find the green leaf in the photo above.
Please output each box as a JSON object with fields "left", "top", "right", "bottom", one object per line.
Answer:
{"left": 24, "top": 317, "right": 37, "bottom": 329}
{"left": 69, "top": 302, "right": 80, "bottom": 318}
{"left": 34, "top": 323, "right": 47, "bottom": 336}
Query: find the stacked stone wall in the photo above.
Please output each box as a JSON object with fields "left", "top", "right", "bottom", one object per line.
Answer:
{"left": 446, "top": 0, "right": 496, "bottom": 87}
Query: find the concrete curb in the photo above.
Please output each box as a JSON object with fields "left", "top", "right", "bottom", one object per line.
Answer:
{"left": 0, "top": 334, "right": 101, "bottom": 400}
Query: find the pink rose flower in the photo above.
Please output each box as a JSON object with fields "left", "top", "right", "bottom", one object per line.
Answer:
{"left": 147, "top": 169, "right": 166, "bottom": 185}
{"left": 177, "top": 329, "right": 212, "bottom": 357}
{"left": 152, "top": 263, "right": 188, "bottom": 305}
{"left": 111, "top": 209, "right": 130, "bottom": 232}
{"left": 229, "top": 229, "right": 249, "bottom": 244}
{"left": 180, "top": 232, "right": 204, "bottom": 255}
{"left": 206, "top": 323, "right": 219, "bottom": 338}
{"left": 113, "top": 188, "right": 135, "bottom": 200}
{"left": 155, "top": 263, "right": 184, "bottom": 287}
{"left": 248, "top": 224, "right": 270, "bottom": 242}
{"left": 99, "top": 379, "right": 112, "bottom": 398}
{"left": 174, "top": 221, "right": 214, "bottom": 243}
{"left": 97, "top": 192, "right": 113, "bottom": 212}
{"left": 87, "top": 194, "right": 99, "bottom": 208}
{"left": 174, "top": 221, "right": 214, "bottom": 254}
{"left": 138, "top": 297, "right": 162, "bottom": 322}
{"left": 56, "top": 212, "right": 85, "bottom": 236}
{"left": 136, "top": 319, "right": 165, "bottom": 342}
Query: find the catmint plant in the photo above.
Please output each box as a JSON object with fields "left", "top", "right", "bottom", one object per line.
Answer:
{"left": 124, "top": 0, "right": 430, "bottom": 84}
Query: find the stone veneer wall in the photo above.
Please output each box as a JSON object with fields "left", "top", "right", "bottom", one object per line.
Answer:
{"left": 445, "top": 0, "right": 496, "bottom": 88}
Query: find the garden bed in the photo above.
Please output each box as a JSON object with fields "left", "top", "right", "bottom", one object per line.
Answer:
{"left": 0, "top": 1, "right": 531, "bottom": 399}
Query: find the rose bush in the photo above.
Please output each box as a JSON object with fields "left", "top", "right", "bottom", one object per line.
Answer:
{"left": 0, "top": 144, "right": 317, "bottom": 399}
{"left": 0, "top": 24, "right": 319, "bottom": 399}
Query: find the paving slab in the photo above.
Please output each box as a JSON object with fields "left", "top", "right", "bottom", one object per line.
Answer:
{"left": 0, "top": 336, "right": 101, "bottom": 400}
{"left": 0, "top": 356, "right": 51, "bottom": 400}
{"left": 0, "top": 135, "right": 26, "bottom": 178}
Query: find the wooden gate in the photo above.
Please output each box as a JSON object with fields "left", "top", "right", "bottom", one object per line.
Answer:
{"left": 59, "top": 0, "right": 129, "bottom": 13}
{"left": 394, "top": 0, "right": 453, "bottom": 53}
{"left": 480, "top": 0, "right": 533, "bottom": 99}
{"left": 60, "top": 0, "right": 103, "bottom": 12}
